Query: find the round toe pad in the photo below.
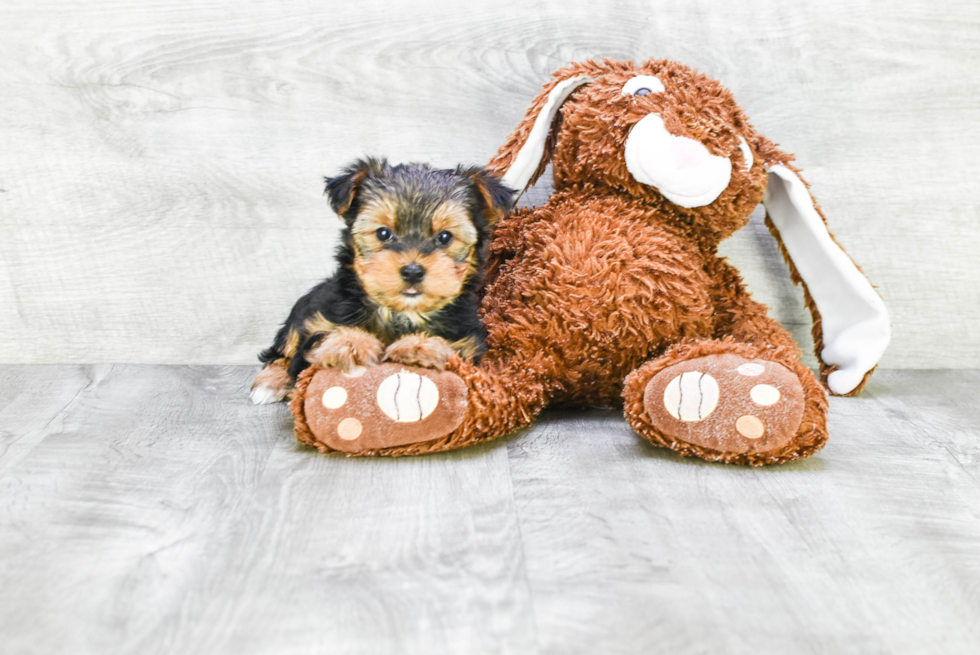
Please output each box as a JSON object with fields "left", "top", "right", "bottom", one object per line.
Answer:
{"left": 303, "top": 363, "right": 468, "bottom": 454}
{"left": 643, "top": 354, "right": 806, "bottom": 456}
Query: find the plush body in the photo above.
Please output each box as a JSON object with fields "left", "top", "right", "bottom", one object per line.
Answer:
{"left": 288, "top": 59, "right": 890, "bottom": 466}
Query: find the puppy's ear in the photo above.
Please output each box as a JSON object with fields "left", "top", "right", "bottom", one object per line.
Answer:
{"left": 324, "top": 157, "right": 386, "bottom": 221}
{"left": 462, "top": 167, "right": 516, "bottom": 225}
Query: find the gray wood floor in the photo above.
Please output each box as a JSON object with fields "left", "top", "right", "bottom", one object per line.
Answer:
{"left": 1, "top": 366, "right": 978, "bottom": 655}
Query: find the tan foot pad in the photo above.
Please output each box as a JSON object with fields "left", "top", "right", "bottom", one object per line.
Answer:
{"left": 643, "top": 354, "right": 805, "bottom": 455}
{"left": 303, "top": 363, "right": 468, "bottom": 454}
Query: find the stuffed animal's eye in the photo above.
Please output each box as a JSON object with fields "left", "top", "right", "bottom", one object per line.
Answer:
{"left": 622, "top": 75, "right": 665, "bottom": 97}
{"left": 436, "top": 230, "right": 454, "bottom": 246}
{"left": 376, "top": 227, "right": 393, "bottom": 242}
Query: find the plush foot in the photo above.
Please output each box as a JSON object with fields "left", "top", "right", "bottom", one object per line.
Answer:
{"left": 294, "top": 362, "right": 468, "bottom": 454}
{"left": 642, "top": 354, "right": 806, "bottom": 457}
{"left": 305, "top": 327, "right": 384, "bottom": 373}
{"left": 250, "top": 359, "right": 293, "bottom": 404}
{"left": 384, "top": 334, "right": 455, "bottom": 370}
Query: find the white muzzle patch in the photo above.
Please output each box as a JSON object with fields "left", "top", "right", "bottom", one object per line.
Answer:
{"left": 624, "top": 114, "right": 732, "bottom": 208}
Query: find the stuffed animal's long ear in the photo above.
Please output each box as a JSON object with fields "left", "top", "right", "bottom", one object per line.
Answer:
{"left": 761, "top": 159, "right": 891, "bottom": 396}
{"left": 324, "top": 157, "right": 386, "bottom": 221}
{"left": 487, "top": 74, "right": 594, "bottom": 193}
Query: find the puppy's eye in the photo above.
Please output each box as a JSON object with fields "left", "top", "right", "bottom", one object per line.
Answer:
{"left": 635, "top": 88, "right": 652, "bottom": 96}
{"left": 376, "top": 227, "right": 393, "bottom": 242}
{"left": 436, "top": 230, "right": 454, "bottom": 246}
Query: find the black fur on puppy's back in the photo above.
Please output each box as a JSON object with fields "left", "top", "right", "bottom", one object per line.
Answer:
{"left": 257, "top": 243, "right": 367, "bottom": 366}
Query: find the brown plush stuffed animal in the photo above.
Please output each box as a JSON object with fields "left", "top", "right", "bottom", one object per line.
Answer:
{"left": 291, "top": 58, "right": 890, "bottom": 466}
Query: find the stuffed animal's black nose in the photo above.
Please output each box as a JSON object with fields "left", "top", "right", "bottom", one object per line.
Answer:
{"left": 400, "top": 263, "right": 426, "bottom": 284}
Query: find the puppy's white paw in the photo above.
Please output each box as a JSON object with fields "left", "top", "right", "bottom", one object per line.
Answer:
{"left": 250, "top": 383, "right": 286, "bottom": 405}
{"left": 251, "top": 360, "right": 293, "bottom": 404}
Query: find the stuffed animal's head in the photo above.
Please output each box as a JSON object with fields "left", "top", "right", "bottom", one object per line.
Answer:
{"left": 488, "top": 59, "right": 891, "bottom": 397}
{"left": 489, "top": 58, "right": 798, "bottom": 241}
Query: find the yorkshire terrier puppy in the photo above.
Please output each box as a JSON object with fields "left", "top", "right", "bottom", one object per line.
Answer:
{"left": 250, "top": 157, "right": 515, "bottom": 404}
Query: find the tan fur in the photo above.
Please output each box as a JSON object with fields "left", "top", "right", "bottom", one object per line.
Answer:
{"left": 431, "top": 201, "right": 479, "bottom": 253}
{"left": 354, "top": 245, "right": 472, "bottom": 316}
{"left": 335, "top": 169, "right": 368, "bottom": 216}
{"left": 354, "top": 250, "right": 408, "bottom": 307}
{"left": 451, "top": 335, "right": 483, "bottom": 360}
{"left": 251, "top": 358, "right": 294, "bottom": 402}
{"left": 350, "top": 194, "right": 479, "bottom": 316}
{"left": 282, "top": 329, "right": 301, "bottom": 358}
{"left": 384, "top": 334, "right": 456, "bottom": 370}
{"left": 351, "top": 197, "right": 398, "bottom": 242}
{"left": 305, "top": 326, "right": 385, "bottom": 373}
{"left": 302, "top": 314, "right": 335, "bottom": 340}
{"left": 471, "top": 176, "right": 509, "bottom": 224}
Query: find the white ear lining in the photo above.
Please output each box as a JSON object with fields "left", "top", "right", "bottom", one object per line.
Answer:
{"left": 764, "top": 165, "right": 891, "bottom": 394}
{"left": 501, "top": 75, "right": 593, "bottom": 192}
{"left": 738, "top": 137, "right": 753, "bottom": 171}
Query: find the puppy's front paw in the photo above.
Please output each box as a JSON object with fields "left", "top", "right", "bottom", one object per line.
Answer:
{"left": 251, "top": 359, "right": 293, "bottom": 404}
{"left": 306, "top": 327, "right": 384, "bottom": 373}
{"left": 384, "top": 334, "right": 455, "bottom": 370}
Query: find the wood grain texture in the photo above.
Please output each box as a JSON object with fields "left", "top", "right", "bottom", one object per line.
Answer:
{"left": 0, "top": 365, "right": 93, "bottom": 477}
{"left": 1, "top": 366, "right": 979, "bottom": 654}
{"left": 0, "top": 365, "right": 533, "bottom": 655}
{"left": 0, "top": 0, "right": 978, "bottom": 366}
{"left": 506, "top": 370, "right": 980, "bottom": 655}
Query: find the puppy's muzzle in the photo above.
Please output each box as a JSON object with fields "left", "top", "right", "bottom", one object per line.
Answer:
{"left": 400, "top": 263, "right": 426, "bottom": 284}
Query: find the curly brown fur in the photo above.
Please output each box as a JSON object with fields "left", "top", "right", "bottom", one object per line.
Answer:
{"left": 488, "top": 59, "right": 770, "bottom": 247}
{"left": 290, "top": 59, "right": 881, "bottom": 466}
{"left": 291, "top": 367, "right": 319, "bottom": 450}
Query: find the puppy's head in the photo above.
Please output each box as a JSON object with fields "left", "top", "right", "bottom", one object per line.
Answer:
{"left": 325, "top": 158, "right": 514, "bottom": 315}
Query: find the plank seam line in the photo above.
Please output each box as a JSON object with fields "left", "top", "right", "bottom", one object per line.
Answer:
{"left": 503, "top": 442, "right": 543, "bottom": 654}
{"left": 867, "top": 389, "right": 980, "bottom": 491}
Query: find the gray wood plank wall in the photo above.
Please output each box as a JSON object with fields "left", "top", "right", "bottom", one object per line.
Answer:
{"left": 1, "top": 0, "right": 978, "bottom": 366}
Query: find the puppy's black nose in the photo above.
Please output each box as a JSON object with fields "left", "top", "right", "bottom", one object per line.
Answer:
{"left": 400, "top": 262, "right": 426, "bottom": 284}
